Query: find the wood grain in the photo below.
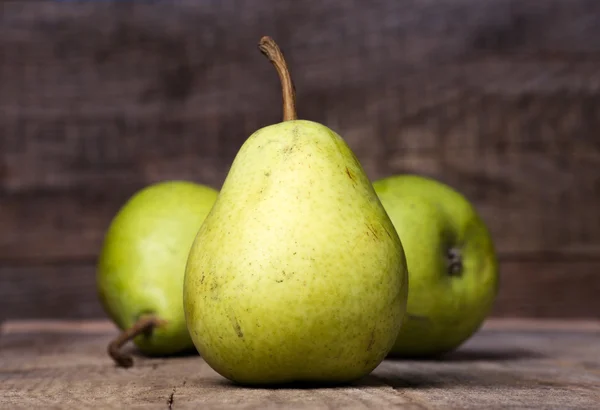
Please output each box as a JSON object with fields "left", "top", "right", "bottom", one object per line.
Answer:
{"left": 1, "top": 0, "right": 600, "bottom": 320}
{"left": 491, "top": 259, "right": 600, "bottom": 318}
{"left": 1, "top": 0, "right": 599, "bottom": 261}
{"left": 2, "top": 260, "right": 599, "bottom": 321}
{"left": 0, "top": 264, "right": 101, "bottom": 321}
{"left": 1, "top": 319, "right": 599, "bottom": 409}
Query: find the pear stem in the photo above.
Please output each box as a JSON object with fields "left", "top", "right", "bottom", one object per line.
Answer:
{"left": 258, "top": 36, "right": 298, "bottom": 121}
{"left": 447, "top": 248, "right": 463, "bottom": 276}
{"left": 107, "top": 315, "right": 165, "bottom": 368}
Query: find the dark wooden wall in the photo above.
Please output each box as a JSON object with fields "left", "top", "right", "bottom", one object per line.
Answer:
{"left": 1, "top": 0, "right": 599, "bottom": 320}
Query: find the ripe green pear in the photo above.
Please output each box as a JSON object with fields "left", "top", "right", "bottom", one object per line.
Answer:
{"left": 183, "top": 37, "right": 408, "bottom": 385}
{"left": 97, "top": 180, "right": 218, "bottom": 366}
{"left": 373, "top": 174, "right": 499, "bottom": 357}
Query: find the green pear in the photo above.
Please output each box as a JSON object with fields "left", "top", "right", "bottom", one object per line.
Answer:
{"left": 183, "top": 36, "right": 408, "bottom": 386}
{"left": 97, "top": 180, "right": 218, "bottom": 367}
{"left": 373, "top": 174, "right": 499, "bottom": 357}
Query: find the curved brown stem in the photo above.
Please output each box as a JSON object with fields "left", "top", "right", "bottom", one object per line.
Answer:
{"left": 107, "top": 315, "right": 165, "bottom": 368}
{"left": 258, "top": 36, "right": 298, "bottom": 121}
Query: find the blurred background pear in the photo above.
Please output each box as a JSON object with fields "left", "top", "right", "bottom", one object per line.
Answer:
{"left": 97, "top": 180, "right": 218, "bottom": 367}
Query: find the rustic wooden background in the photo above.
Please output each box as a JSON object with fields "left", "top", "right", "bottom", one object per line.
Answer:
{"left": 1, "top": 0, "right": 599, "bottom": 321}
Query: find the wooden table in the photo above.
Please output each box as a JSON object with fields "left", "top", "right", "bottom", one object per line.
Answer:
{"left": 1, "top": 319, "right": 599, "bottom": 409}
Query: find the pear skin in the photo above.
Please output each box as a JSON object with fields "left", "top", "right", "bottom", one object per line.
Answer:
{"left": 374, "top": 174, "right": 499, "bottom": 357}
{"left": 97, "top": 180, "right": 218, "bottom": 367}
{"left": 183, "top": 37, "right": 408, "bottom": 385}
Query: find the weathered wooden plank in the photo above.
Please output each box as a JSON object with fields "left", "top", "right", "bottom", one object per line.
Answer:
{"left": 491, "top": 259, "right": 600, "bottom": 318}
{"left": 1, "top": 0, "right": 600, "bottom": 264}
{"left": 0, "top": 264, "right": 102, "bottom": 321}
{"left": 1, "top": 101, "right": 599, "bottom": 262}
{"left": 1, "top": 319, "right": 599, "bottom": 409}
{"left": 2, "top": 260, "right": 600, "bottom": 321}
{"left": 0, "top": 192, "right": 127, "bottom": 264}
{"left": 2, "top": 136, "right": 599, "bottom": 262}
{"left": 1, "top": 94, "right": 600, "bottom": 261}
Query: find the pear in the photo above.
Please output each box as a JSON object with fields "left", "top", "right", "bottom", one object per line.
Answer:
{"left": 97, "top": 180, "right": 218, "bottom": 367}
{"left": 183, "top": 36, "right": 408, "bottom": 385}
{"left": 373, "top": 174, "right": 499, "bottom": 357}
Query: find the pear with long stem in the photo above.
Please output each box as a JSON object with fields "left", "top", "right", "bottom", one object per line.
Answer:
{"left": 183, "top": 36, "right": 408, "bottom": 385}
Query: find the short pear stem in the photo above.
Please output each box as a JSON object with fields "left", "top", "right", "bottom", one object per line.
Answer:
{"left": 447, "top": 248, "right": 463, "bottom": 276}
{"left": 258, "top": 36, "right": 298, "bottom": 121}
{"left": 107, "top": 314, "right": 166, "bottom": 368}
